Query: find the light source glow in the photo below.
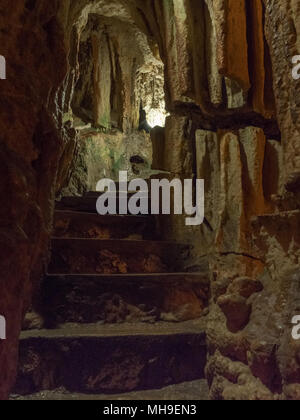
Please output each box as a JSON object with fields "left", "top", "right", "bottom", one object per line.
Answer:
{"left": 147, "top": 108, "right": 168, "bottom": 128}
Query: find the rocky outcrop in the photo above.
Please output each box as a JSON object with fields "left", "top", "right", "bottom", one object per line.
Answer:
{"left": 144, "top": 0, "right": 300, "bottom": 400}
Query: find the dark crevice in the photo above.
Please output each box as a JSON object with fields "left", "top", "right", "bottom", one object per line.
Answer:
{"left": 25, "top": 0, "right": 36, "bottom": 11}
{"left": 173, "top": 103, "right": 281, "bottom": 140}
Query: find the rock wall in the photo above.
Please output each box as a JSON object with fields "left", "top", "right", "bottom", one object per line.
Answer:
{"left": 0, "top": 0, "right": 76, "bottom": 400}
{"left": 61, "top": 129, "right": 153, "bottom": 196}
{"left": 147, "top": 0, "right": 300, "bottom": 400}
{"left": 0, "top": 0, "right": 299, "bottom": 400}
{"left": 0, "top": 0, "right": 166, "bottom": 398}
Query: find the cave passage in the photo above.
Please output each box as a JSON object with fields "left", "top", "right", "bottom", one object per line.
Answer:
{"left": 65, "top": 10, "right": 168, "bottom": 191}
{"left": 71, "top": 12, "right": 168, "bottom": 133}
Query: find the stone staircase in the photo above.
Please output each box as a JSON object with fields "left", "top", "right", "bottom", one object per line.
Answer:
{"left": 13, "top": 189, "right": 210, "bottom": 399}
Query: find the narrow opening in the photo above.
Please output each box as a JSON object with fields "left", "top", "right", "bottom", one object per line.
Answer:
{"left": 67, "top": 13, "right": 166, "bottom": 189}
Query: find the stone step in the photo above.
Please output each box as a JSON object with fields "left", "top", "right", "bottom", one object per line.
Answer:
{"left": 85, "top": 179, "right": 153, "bottom": 193}
{"left": 56, "top": 192, "right": 151, "bottom": 214}
{"left": 48, "top": 238, "right": 190, "bottom": 275}
{"left": 10, "top": 380, "right": 210, "bottom": 400}
{"left": 14, "top": 321, "right": 207, "bottom": 396}
{"left": 41, "top": 273, "right": 210, "bottom": 326}
{"left": 56, "top": 196, "right": 98, "bottom": 212}
{"left": 85, "top": 188, "right": 149, "bottom": 196}
{"left": 85, "top": 191, "right": 149, "bottom": 197}
{"left": 53, "top": 210, "right": 157, "bottom": 240}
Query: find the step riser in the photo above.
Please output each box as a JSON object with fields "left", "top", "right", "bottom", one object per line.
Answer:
{"left": 42, "top": 275, "right": 210, "bottom": 326}
{"left": 14, "top": 334, "right": 207, "bottom": 396}
{"left": 54, "top": 216, "right": 154, "bottom": 240}
{"left": 49, "top": 240, "right": 190, "bottom": 275}
{"left": 57, "top": 196, "right": 151, "bottom": 214}
{"left": 86, "top": 182, "right": 152, "bottom": 193}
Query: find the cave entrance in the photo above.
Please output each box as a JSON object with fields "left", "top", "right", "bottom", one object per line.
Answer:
{"left": 66, "top": 11, "right": 167, "bottom": 193}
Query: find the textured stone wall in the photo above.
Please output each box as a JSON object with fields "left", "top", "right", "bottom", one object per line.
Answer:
{"left": 69, "top": 3, "right": 166, "bottom": 133}
{"left": 0, "top": 0, "right": 76, "bottom": 400}
{"left": 0, "top": 0, "right": 300, "bottom": 400}
{"left": 263, "top": 0, "right": 300, "bottom": 190}
{"left": 147, "top": 0, "right": 300, "bottom": 400}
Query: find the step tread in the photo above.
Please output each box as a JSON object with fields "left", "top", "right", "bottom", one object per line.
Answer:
{"left": 85, "top": 191, "right": 149, "bottom": 196}
{"left": 56, "top": 194, "right": 151, "bottom": 208}
{"left": 45, "top": 272, "right": 209, "bottom": 280}
{"left": 51, "top": 237, "right": 190, "bottom": 246}
{"left": 58, "top": 192, "right": 149, "bottom": 202}
{"left": 20, "top": 319, "right": 207, "bottom": 340}
{"left": 10, "top": 380, "right": 209, "bottom": 400}
{"left": 54, "top": 210, "right": 150, "bottom": 221}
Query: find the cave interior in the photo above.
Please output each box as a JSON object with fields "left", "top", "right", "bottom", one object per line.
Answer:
{"left": 0, "top": 0, "right": 300, "bottom": 401}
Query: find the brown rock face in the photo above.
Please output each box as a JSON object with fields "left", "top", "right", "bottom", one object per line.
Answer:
{"left": 0, "top": 0, "right": 300, "bottom": 400}
{"left": 217, "top": 294, "right": 252, "bottom": 334}
{"left": 0, "top": 0, "right": 72, "bottom": 400}
{"left": 263, "top": 0, "right": 300, "bottom": 187}
{"left": 137, "top": 0, "right": 299, "bottom": 400}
